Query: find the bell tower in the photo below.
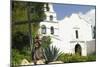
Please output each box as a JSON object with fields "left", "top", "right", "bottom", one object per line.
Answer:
{"left": 44, "top": 3, "right": 57, "bottom": 22}
{"left": 39, "top": 3, "right": 59, "bottom": 49}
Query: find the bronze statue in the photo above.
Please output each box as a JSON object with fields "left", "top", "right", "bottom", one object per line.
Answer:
{"left": 32, "top": 35, "right": 46, "bottom": 65}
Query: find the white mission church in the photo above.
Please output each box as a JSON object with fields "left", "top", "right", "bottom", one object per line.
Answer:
{"left": 38, "top": 3, "right": 96, "bottom": 56}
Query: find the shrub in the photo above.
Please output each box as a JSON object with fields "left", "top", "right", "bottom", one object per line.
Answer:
{"left": 12, "top": 31, "right": 32, "bottom": 66}
{"left": 11, "top": 49, "right": 32, "bottom": 66}
{"left": 12, "top": 31, "right": 30, "bottom": 51}
{"left": 11, "top": 49, "right": 24, "bottom": 66}
{"left": 41, "top": 36, "right": 52, "bottom": 48}
{"left": 69, "top": 54, "right": 87, "bottom": 62}
{"left": 87, "top": 55, "right": 96, "bottom": 61}
{"left": 20, "top": 47, "right": 32, "bottom": 62}
{"left": 57, "top": 53, "right": 96, "bottom": 63}
{"left": 57, "top": 53, "right": 72, "bottom": 63}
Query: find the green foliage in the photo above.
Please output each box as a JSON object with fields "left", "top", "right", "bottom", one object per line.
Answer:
{"left": 57, "top": 53, "right": 96, "bottom": 63}
{"left": 11, "top": 1, "right": 47, "bottom": 66}
{"left": 12, "top": 1, "right": 28, "bottom": 22}
{"left": 30, "top": 2, "right": 46, "bottom": 21}
{"left": 69, "top": 54, "right": 87, "bottom": 62}
{"left": 11, "top": 49, "right": 24, "bottom": 66}
{"left": 57, "top": 53, "right": 71, "bottom": 63}
{"left": 87, "top": 55, "right": 96, "bottom": 61}
{"left": 44, "top": 46, "right": 60, "bottom": 63}
{"left": 12, "top": 24, "right": 29, "bottom": 33}
{"left": 11, "top": 48, "right": 32, "bottom": 66}
{"left": 12, "top": 31, "right": 32, "bottom": 66}
{"left": 12, "top": 1, "right": 46, "bottom": 50}
{"left": 32, "top": 23, "right": 40, "bottom": 37}
{"left": 12, "top": 1, "right": 46, "bottom": 23}
{"left": 12, "top": 1, "right": 46, "bottom": 47}
{"left": 41, "top": 36, "right": 52, "bottom": 48}
{"left": 12, "top": 31, "right": 30, "bottom": 51}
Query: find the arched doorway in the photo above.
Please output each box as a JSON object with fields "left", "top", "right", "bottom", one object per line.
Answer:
{"left": 75, "top": 44, "right": 82, "bottom": 55}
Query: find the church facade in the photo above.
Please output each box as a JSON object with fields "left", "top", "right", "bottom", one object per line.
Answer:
{"left": 38, "top": 3, "right": 95, "bottom": 56}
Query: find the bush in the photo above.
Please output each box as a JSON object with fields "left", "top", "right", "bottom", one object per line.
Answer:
{"left": 12, "top": 31, "right": 30, "bottom": 51}
{"left": 12, "top": 31, "right": 32, "bottom": 66}
{"left": 41, "top": 36, "right": 52, "bottom": 48}
{"left": 69, "top": 54, "right": 87, "bottom": 62}
{"left": 11, "top": 49, "right": 24, "bottom": 66}
{"left": 87, "top": 55, "right": 96, "bottom": 61}
{"left": 20, "top": 47, "right": 32, "bottom": 62}
{"left": 57, "top": 53, "right": 72, "bottom": 63}
{"left": 11, "top": 49, "right": 32, "bottom": 66}
{"left": 57, "top": 53, "right": 96, "bottom": 63}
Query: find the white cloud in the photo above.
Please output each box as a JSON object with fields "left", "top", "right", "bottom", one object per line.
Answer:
{"left": 79, "top": 9, "right": 95, "bottom": 26}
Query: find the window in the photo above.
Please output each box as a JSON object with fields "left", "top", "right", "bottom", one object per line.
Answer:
{"left": 41, "top": 25, "right": 46, "bottom": 34}
{"left": 51, "top": 26, "right": 54, "bottom": 34}
{"left": 50, "top": 15, "right": 53, "bottom": 21}
{"left": 75, "top": 30, "right": 78, "bottom": 39}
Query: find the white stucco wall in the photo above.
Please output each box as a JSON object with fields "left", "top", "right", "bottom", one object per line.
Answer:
{"left": 58, "top": 14, "right": 93, "bottom": 56}
{"left": 86, "top": 39, "right": 96, "bottom": 55}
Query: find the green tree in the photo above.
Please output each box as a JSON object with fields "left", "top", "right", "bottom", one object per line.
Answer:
{"left": 12, "top": 1, "right": 46, "bottom": 50}
{"left": 11, "top": 1, "right": 46, "bottom": 65}
{"left": 12, "top": 1, "right": 46, "bottom": 22}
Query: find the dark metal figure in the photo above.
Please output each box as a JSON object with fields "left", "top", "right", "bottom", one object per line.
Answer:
{"left": 32, "top": 35, "right": 46, "bottom": 65}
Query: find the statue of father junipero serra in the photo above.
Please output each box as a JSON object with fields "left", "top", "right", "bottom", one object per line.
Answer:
{"left": 32, "top": 35, "right": 47, "bottom": 65}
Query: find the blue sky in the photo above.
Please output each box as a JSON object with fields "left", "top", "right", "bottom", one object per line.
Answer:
{"left": 53, "top": 4, "right": 95, "bottom": 20}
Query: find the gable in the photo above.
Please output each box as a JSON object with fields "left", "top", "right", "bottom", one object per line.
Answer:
{"left": 59, "top": 13, "right": 91, "bottom": 29}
